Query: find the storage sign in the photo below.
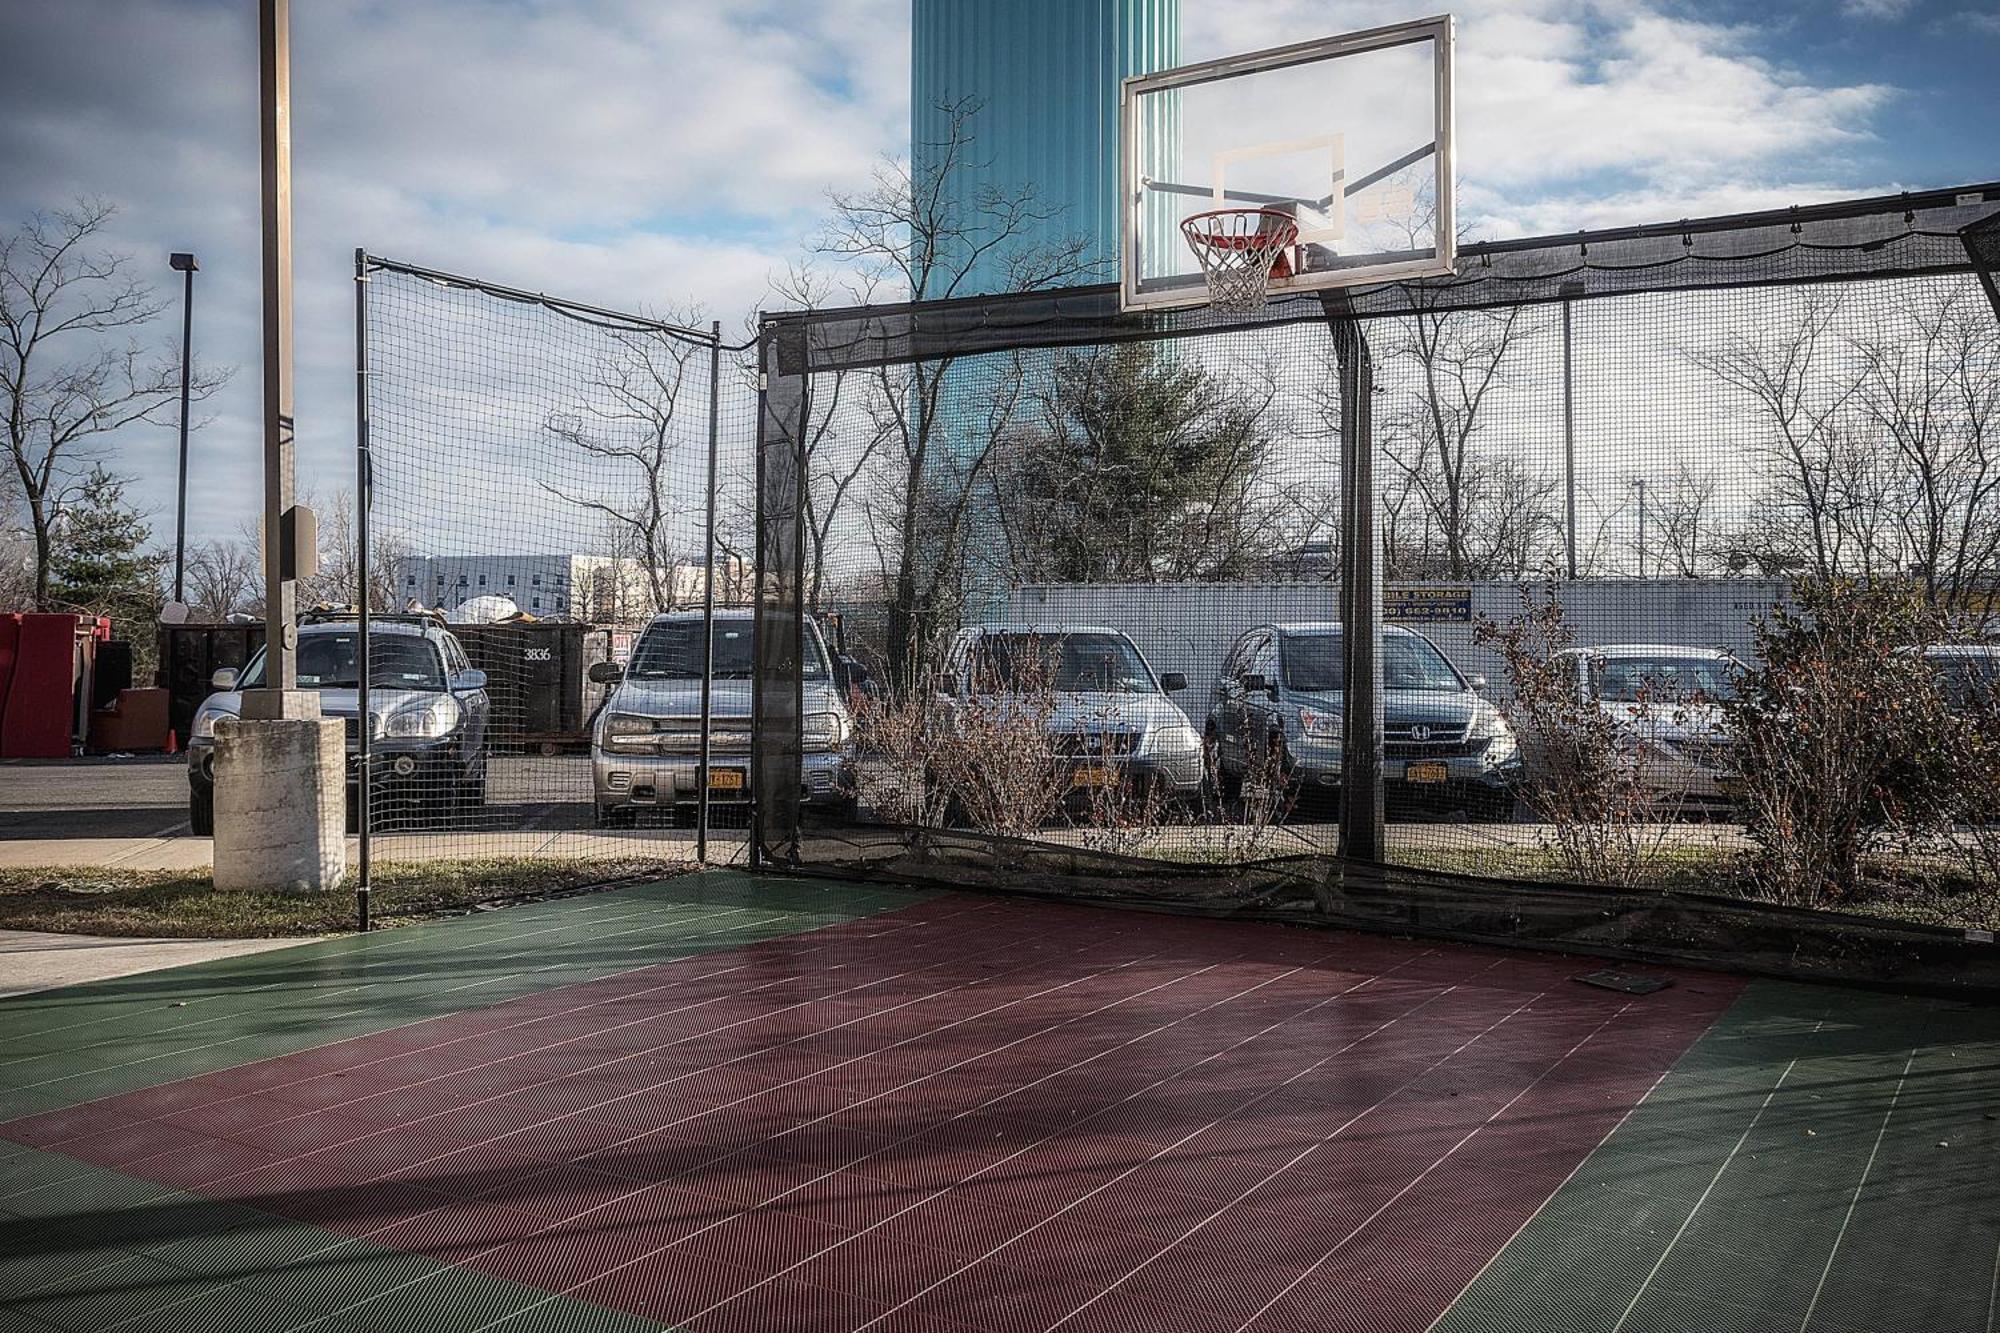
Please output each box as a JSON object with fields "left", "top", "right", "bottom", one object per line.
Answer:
{"left": 1385, "top": 586, "right": 1472, "bottom": 623}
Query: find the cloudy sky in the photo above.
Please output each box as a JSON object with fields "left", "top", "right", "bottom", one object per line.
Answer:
{"left": 2, "top": 0, "right": 1996, "bottom": 548}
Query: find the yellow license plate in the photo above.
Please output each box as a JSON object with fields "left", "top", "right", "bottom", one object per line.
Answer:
{"left": 1070, "top": 766, "right": 1114, "bottom": 790}
{"left": 1404, "top": 761, "right": 1450, "bottom": 784}
{"left": 708, "top": 768, "right": 746, "bottom": 791}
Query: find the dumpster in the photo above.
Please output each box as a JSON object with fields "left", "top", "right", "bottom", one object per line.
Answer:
{"left": 157, "top": 623, "right": 266, "bottom": 745}
{"left": 451, "top": 621, "right": 617, "bottom": 754}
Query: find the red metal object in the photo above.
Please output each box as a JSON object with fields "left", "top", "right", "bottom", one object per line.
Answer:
{"left": 0, "top": 612, "right": 108, "bottom": 758}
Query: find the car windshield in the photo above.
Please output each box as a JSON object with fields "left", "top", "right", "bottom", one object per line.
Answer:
{"left": 237, "top": 632, "right": 447, "bottom": 691}
{"left": 1282, "top": 633, "right": 1462, "bottom": 692}
{"left": 1930, "top": 652, "right": 1999, "bottom": 709}
{"left": 972, "top": 632, "right": 1156, "bottom": 694}
{"left": 1593, "top": 656, "right": 1737, "bottom": 703}
{"left": 625, "top": 619, "right": 827, "bottom": 681}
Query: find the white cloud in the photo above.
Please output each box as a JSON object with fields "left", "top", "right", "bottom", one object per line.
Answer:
{"left": 0, "top": 0, "right": 1915, "bottom": 554}
{"left": 1842, "top": 0, "right": 1916, "bottom": 17}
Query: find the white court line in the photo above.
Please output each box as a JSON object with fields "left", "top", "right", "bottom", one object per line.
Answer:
{"left": 1609, "top": 1019, "right": 1827, "bottom": 1333}
{"left": 1798, "top": 1047, "right": 1915, "bottom": 1331}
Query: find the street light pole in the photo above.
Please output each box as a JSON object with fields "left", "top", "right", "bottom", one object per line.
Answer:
{"left": 1633, "top": 478, "right": 1648, "bottom": 579}
{"left": 169, "top": 252, "right": 198, "bottom": 605}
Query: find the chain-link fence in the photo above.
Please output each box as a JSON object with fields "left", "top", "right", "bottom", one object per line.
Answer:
{"left": 754, "top": 184, "right": 2000, "bottom": 989}
{"left": 355, "top": 255, "right": 757, "bottom": 875}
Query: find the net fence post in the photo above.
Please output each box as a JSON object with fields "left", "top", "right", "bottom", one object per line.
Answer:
{"left": 1965, "top": 211, "right": 2000, "bottom": 324}
{"left": 753, "top": 319, "right": 808, "bottom": 870}
{"left": 353, "top": 247, "right": 372, "bottom": 931}
{"left": 697, "top": 322, "right": 721, "bottom": 865}
{"left": 1325, "top": 293, "right": 1386, "bottom": 870}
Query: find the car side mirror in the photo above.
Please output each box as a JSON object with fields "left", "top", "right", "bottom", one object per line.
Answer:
{"left": 1470, "top": 675, "right": 1488, "bottom": 694}
{"left": 210, "top": 668, "right": 239, "bottom": 691}
{"left": 1161, "top": 671, "right": 1187, "bottom": 692}
{"left": 450, "top": 668, "right": 488, "bottom": 693}
{"left": 588, "top": 661, "right": 624, "bottom": 685}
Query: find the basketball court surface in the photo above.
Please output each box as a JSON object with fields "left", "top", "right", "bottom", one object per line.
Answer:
{"left": 3, "top": 870, "right": 1994, "bottom": 1331}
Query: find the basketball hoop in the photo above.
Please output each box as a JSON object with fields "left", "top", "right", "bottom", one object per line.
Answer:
{"left": 1180, "top": 208, "right": 1300, "bottom": 313}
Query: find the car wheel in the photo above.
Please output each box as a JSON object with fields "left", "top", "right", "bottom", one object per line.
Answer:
{"left": 189, "top": 784, "right": 214, "bottom": 836}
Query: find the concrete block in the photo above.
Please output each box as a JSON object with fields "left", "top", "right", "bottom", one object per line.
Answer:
{"left": 212, "top": 717, "right": 346, "bottom": 892}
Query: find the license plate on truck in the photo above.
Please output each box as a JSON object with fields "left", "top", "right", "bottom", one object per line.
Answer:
{"left": 1070, "top": 766, "right": 1114, "bottom": 790}
{"left": 708, "top": 768, "right": 746, "bottom": 791}
{"left": 1404, "top": 761, "right": 1450, "bottom": 784}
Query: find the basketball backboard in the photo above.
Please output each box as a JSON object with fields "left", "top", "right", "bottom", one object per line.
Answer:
{"left": 1120, "top": 15, "right": 1455, "bottom": 312}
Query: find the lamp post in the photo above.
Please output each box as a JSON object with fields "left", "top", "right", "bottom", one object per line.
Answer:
{"left": 168, "top": 252, "right": 198, "bottom": 605}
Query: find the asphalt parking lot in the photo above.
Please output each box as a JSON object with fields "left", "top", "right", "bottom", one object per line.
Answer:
{"left": 0, "top": 756, "right": 1755, "bottom": 873}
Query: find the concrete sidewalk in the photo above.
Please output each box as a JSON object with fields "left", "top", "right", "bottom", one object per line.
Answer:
{"left": 0, "top": 927, "right": 311, "bottom": 997}
{"left": 0, "top": 828, "right": 751, "bottom": 872}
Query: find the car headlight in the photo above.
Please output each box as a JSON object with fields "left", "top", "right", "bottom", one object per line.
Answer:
{"left": 191, "top": 702, "right": 235, "bottom": 740}
{"left": 1140, "top": 721, "right": 1200, "bottom": 757}
{"left": 383, "top": 696, "right": 460, "bottom": 739}
{"left": 600, "top": 712, "right": 658, "bottom": 753}
{"left": 802, "top": 711, "right": 850, "bottom": 752}
{"left": 1468, "top": 710, "right": 1518, "bottom": 763}
{"left": 1298, "top": 706, "right": 1342, "bottom": 740}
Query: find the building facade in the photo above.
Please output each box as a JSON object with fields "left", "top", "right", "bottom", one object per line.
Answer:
{"left": 911, "top": 0, "right": 1180, "bottom": 294}
{"left": 393, "top": 554, "right": 749, "bottom": 624}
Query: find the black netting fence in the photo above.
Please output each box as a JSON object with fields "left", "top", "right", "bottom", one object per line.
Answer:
{"left": 754, "top": 184, "right": 2000, "bottom": 993}
{"left": 355, "top": 255, "right": 757, "bottom": 871}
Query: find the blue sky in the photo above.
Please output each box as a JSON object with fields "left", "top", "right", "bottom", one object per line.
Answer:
{"left": 0, "top": 0, "right": 1995, "bottom": 549}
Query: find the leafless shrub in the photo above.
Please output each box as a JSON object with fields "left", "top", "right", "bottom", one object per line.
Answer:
{"left": 1475, "top": 586, "right": 1686, "bottom": 886}
{"left": 1725, "top": 578, "right": 1955, "bottom": 908}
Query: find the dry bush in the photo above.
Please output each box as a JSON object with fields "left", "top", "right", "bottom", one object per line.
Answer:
{"left": 1725, "top": 578, "right": 1955, "bottom": 909}
{"left": 1475, "top": 586, "right": 1688, "bottom": 887}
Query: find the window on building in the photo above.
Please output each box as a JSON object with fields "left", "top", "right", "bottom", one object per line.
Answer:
{"left": 506, "top": 575, "right": 515, "bottom": 586}
{"left": 532, "top": 575, "right": 541, "bottom": 587}
{"left": 457, "top": 574, "right": 467, "bottom": 586}
{"left": 532, "top": 597, "right": 541, "bottom": 609}
{"left": 478, "top": 574, "right": 487, "bottom": 586}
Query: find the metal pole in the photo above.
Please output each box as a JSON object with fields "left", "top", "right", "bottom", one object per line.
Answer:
{"left": 354, "top": 250, "right": 372, "bottom": 931}
{"left": 1328, "top": 296, "right": 1384, "bottom": 865}
{"left": 1562, "top": 296, "right": 1578, "bottom": 581}
{"left": 171, "top": 257, "right": 197, "bottom": 604}
{"left": 1634, "top": 479, "right": 1648, "bottom": 579}
{"left": 253, "top": 0, "right": 297, "bottom": 703}
{"left": 697, "top": 322, "right": 721, "bottom": 864}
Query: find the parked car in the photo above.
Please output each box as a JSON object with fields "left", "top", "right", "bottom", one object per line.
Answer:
{"left": 1207, "top": 622, "right": 1521, "bottom": 819}
{"left": 589, "top": 608, "right": 857, "bottom": 826}
{"left": 939, "top": 625, "right": 1205, "bottom": 803}
{"left": 186, "top": 615, "right": 491, "bottom": 834}
{"left": 1553, "top": 644, "right": 1742, "bottom": 813}
{"left": 1924, "top": 643, "right": 2000, "bottom": 714}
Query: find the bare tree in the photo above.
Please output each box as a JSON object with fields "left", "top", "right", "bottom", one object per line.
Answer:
{"left": 1852, "top": 285, "right": 2000, "bottom": 608}
{"left": 808, "top": 98, "right": 1092, "bottom": 687}
{"left": 0, "top": 200, "right": 225, "bottom": 607}
{"left": 543, "top": 317, "right": 707, "bottom": 615}
{"left": 766, "top": 265, "right": 891, "bottom": 609}
{"left": 1648, "top": 461, "right": 1722, "bottom": 578}
{"left": 1374, "top": 301, "right": 1557, "bottom": 578}
{"left": 1688, "top": 293, "right": 1871, "bottom": 581}
{"left": 183, "top": 538, "right": 259, "bottom": 619}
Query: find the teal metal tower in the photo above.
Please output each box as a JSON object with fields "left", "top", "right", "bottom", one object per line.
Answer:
{"left": 912, "top": 0, "right": 1181, "bottom": 293}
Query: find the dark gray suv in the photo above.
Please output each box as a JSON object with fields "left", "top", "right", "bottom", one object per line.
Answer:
{"left": 1207, "top": 622, "right": 1521, "bottom": 819}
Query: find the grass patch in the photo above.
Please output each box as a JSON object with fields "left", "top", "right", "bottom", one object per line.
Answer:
{"left": 0, "top": 857, "right": 693, "bottom": 939}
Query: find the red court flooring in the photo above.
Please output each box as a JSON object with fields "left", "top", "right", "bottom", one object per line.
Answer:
{"left": 3, "top": 872, "right": 1995, "bottom": 1332}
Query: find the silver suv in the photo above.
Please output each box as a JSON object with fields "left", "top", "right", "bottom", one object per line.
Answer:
{"left": 590, "top": 608, "right": 857, "bottom": 825}
{"left": 938, "top": 625, "right": 1204, "bottom": 802}
{"left": 186, "top": 616, "right": 491, "bottom": 834}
